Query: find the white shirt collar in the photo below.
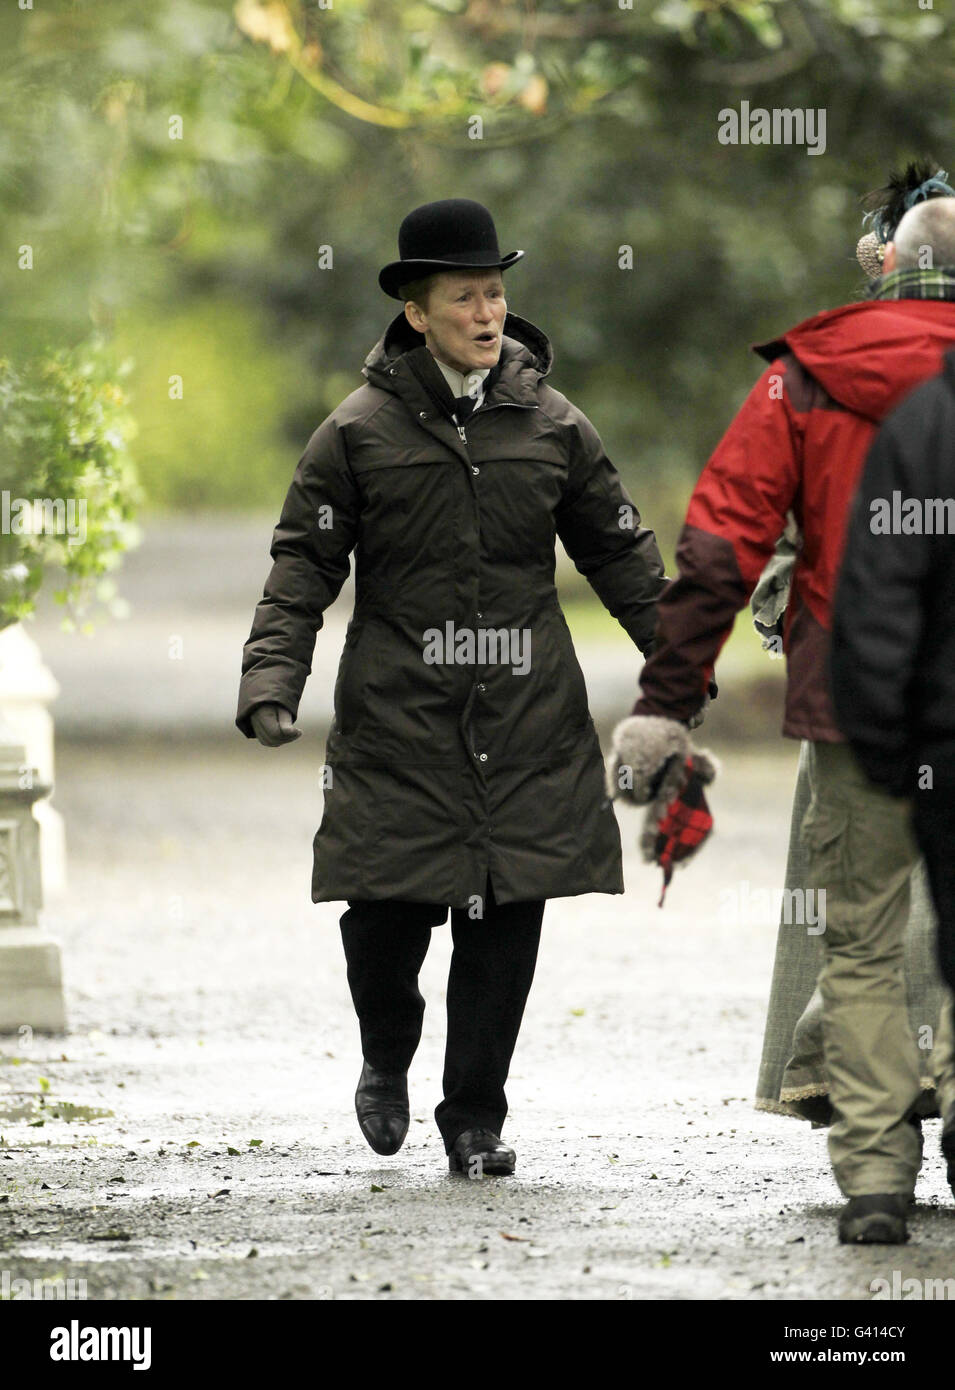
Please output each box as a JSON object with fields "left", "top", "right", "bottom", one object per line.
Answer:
{"left": 432, "top": 357, "right": 490, "bottom": 412}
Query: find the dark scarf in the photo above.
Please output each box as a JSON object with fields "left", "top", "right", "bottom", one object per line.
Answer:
{"left": 405, "top": 347, "right": 502, "bottom": 420}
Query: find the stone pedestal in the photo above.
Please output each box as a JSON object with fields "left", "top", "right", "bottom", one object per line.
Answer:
{"left": 0, "top": 927, "right": 66, "bottom": 1033}
{"left": 0, "top": 623, "right": 67, "bottom": 900}
{"left": 0, "top": 727, "right": 66, "bottom": 1034}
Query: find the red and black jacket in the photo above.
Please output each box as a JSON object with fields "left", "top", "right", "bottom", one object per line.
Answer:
{"left": 634, "top": 298, "right": 955, "bottom": 741}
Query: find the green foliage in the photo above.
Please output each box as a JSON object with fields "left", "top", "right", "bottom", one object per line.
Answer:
{"left": 114, "top": 297, "right": 309, "bottom": 509}
{"left": 1, "top": 0, "right": 954, "bottom": 532}
{"left": 0, "top": 343, "right": 141, "bottom": 630}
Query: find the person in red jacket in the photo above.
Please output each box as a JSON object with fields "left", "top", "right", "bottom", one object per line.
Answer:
{"left": 610, "top": 186, "right": 955, "bottom": 1244}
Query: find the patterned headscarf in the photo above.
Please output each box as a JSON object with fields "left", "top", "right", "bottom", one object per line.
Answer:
{"left": 856, "top": 161, "right": 955, "bottom": 279}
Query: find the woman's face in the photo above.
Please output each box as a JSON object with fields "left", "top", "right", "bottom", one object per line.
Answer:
{"left": 405, "top": 271, "right": 507, "bottom": 375}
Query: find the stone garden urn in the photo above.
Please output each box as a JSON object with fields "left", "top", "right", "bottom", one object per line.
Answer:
{"left": 0, "top": 622, "right": 66, "bottom": 1032}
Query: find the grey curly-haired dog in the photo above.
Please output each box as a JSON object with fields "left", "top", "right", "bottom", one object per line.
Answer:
{"left": 605, "top": 714, "right": 720, "bottom": 867}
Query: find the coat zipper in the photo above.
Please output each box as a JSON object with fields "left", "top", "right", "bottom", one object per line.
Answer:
{"left": 456, "top": 400, "right": 538, "bottom": 445}
{"left": 454, "top": 397, "right": 540, "bottom": 759}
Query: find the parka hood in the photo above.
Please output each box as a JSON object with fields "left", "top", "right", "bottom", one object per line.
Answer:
{"left": 754, "top": 298, "right": 955, "bottom": 424}
{"left": 362, "top": 310, "right": 554, "bottom": 387}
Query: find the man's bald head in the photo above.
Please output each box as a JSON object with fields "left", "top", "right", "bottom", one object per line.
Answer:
{"left": 888, "top": 197, "right": 955, "bottom": 271}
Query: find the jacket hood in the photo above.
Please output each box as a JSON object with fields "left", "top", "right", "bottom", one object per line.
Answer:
{"left": 362, "top": 310, "right": 554, "bottom": 387}
{"left": 754, "top": 299, "right": 955, "bottom": 423}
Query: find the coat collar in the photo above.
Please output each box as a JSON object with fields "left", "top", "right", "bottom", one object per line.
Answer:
{"left": 362, "top": 310, "right": 552, "bottom": 414}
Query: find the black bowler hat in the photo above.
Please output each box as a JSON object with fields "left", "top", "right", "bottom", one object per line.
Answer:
{"left": 378, "top": 198, "right": 524, "bottom": 299}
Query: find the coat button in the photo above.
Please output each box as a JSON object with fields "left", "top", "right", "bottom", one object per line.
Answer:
{"left": 471, "top": 465, "right": 480, "bottom": 475}
{"left": 478, "top": 753, "right": 488, "bottom": 762}
{"left": 476, "top": 611, "right": 483, "bottom": 620}
{"left": 477, "top": 682, "right": 486, "bottom": 693}
{"left": 389, "top": 367, "right": 397, "bottom": 376}
{"left": 419, "top": 410, "right": 429, "bottom": 419}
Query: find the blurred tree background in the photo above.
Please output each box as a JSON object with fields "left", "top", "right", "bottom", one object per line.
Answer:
{"left": 0, "top": 0, "right": 952, "bottom": 618}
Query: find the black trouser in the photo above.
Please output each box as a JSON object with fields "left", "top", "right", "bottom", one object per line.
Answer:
{"left": 912, "top": 787, "right": 955, "bottom": 993}
{"left": 339, "top": 884, "right": 544, "bottom": 1150}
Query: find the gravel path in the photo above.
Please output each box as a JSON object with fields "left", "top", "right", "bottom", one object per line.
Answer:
{"left": 3, "top": 736, "right": 955, "bottom": 1301}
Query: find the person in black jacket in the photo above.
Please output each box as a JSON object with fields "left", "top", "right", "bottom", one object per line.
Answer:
{"left": 830, "top": 344, "right": 955, "bottom": 1204}
{"left": 237, "top": 199, "right": 669, "bottom": 1178}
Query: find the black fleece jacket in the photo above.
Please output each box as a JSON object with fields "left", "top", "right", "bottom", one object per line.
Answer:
{"left": 830, "top": 348, "right": 955, "bottom": 794}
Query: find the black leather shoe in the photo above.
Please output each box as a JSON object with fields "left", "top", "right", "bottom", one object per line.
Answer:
{"left": 355, "top": 1061, "right": 409, "bottom": 1156}
{"left": 448, "top": 1127, "right": 516, "bottom": 1177}
{"left": 837, "top": 1193, "right": 909, "bottom": 1245}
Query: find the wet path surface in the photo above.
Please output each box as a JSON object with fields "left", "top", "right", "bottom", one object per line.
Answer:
{"left": 2, "top": 738, "right": 954, "bottom": 1301}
